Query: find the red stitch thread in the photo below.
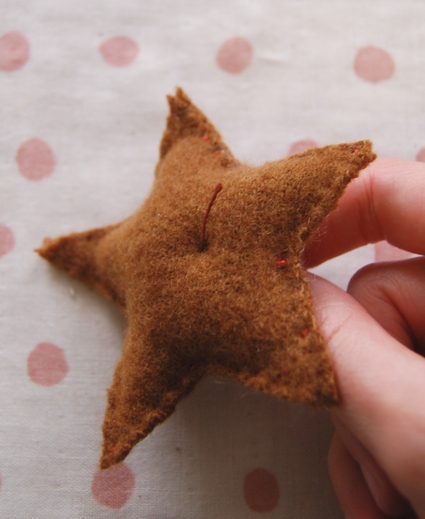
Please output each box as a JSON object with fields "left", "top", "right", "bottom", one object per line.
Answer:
{"left": 301, "top": 328, "right": 308, "bottom": 339}
{"left": 202, "top": 134, "right": 210, "bottom": 141}
{"left": 201, "top": 183, "right": 223, "bottom": 250}
{"left": 109, "top": 446, "right": 116, "bottom": 452}
{"left": 275, "top": 259, "right": 287, "bottom": 268}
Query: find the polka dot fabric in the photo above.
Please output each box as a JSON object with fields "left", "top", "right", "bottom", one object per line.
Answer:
{"left": 99, "top": 36, "right": 139, "bottom": 67}
{"left": 16, "top": 138, "right": 56, "bottom": 180}
{"left": 244, "top": 468, "right": 280, "bottom": 512}
{"left": 0, "top": 31, "right": 30, "bottom": 71}
{"left": 27, "top": 342, "right": 69, "bottom": 386}
{"left": 354, "top": 46, "right": 395, "bottom": 83}
{"left": 216, "top": 37, "right": 253, "bottom": 73}
{"left": 0, "top": 0, "right": 422, "bottom": 517}
{"left": 91, "top": 463, "right": 135, "bottom": 508}
{"left": 0, "top": 224, "right": 15, "bottom": 257}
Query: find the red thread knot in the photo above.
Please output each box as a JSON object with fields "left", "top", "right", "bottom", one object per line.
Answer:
{"left": 109, "top": 446, "right": 116, "bottom": 452}
{"left": 275, "top": 259, "right": 288, "bottom": 268}
{"left": 301, "top": 328, "right": 308, "bottom": 339}
{"left": 202, "top": 134, "right": 210, "bottom": 141}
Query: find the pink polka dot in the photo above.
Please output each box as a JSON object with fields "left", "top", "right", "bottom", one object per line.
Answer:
{"left": 416, "top": 148, "right": 425, "bottom": 162}
{"left": 99, "top": 36, "right": 139, "bottom": 67}
{"left": 16, "top": 138, "right": 55, "bottom": 181}
{"left": 374, "top": 241, "right": 414, "bottom": 262}
{"left": 216, "top": 37, "right": 253, "bottom": 74}
{"left": 288, "top": 139, "right": 318, "bottom": 156}
{"left": 0, "top": 31, "right": 30, "bottom": 71}
{"left": 0, "top": 225, "right": 15, "bottom": 257}
{"left": 243, "top": 467, "right": 280, "bottom": 513}
{"left": 354, "top": 46, "right": 395, "bottom": 83}
{"left": 27, "top": 342, "right": 69, "bottom": 386}
{"left": 92, "top": 463, "right": 135, "bottom": 508}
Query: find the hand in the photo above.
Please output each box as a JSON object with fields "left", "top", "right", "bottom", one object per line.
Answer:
{"left": 304, "top": 157, "right": 425, "bottom": 519}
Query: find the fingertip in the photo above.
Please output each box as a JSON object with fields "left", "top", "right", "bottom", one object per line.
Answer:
{"left": 347, "top": 257, "right": 425, "bottom": 351}
{"left": 304, "top": 157, "right": 425, "bottom": 267}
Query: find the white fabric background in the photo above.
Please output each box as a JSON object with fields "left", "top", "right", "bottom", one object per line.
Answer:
{"left": 0, "top": 1, "right": 421, "bottom": 517}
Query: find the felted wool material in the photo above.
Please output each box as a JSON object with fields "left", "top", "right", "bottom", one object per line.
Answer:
{"left": 37, "top": 88, "right": 376, "bottom": 469}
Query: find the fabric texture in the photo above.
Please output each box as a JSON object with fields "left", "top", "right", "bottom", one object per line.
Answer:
{"left": 0, "top": 1, "right": 421, "bottom": 517}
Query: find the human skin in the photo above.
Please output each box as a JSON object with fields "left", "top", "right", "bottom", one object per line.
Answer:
{"left": 303, "top": 158, "right": 425, "bottom": 518}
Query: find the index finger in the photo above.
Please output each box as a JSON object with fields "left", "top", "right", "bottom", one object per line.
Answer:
{"left": 303, "top": 157, "right": 425, "bottom": 268}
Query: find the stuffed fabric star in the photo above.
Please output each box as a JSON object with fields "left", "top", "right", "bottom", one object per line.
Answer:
{"left": 38, "top": 88, "right": 376, "bottom": 469}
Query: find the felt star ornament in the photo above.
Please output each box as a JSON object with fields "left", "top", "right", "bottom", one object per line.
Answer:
{"left": 38, "top": 88, "right": 376, "bottom": 469}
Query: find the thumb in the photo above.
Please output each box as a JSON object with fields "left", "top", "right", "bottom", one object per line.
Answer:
{"left": 309, "top": 273, "right": 425, "bottom": 514}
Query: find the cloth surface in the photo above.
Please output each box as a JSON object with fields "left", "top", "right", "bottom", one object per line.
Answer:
{"left": 0, "top": 0, "right": 420, "bottom": 517}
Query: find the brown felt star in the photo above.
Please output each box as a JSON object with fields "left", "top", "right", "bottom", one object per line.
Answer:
{"left": 38, "top": 88, "right": 376, "bottom": 469}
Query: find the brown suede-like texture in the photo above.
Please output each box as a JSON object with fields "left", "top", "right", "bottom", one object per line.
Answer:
{"left": 37, "top": 88, "right": 376, "bottom": 469}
